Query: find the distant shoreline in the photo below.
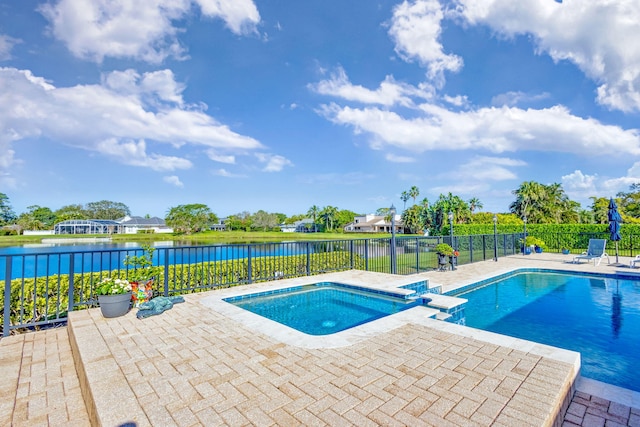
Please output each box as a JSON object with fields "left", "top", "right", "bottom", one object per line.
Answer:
{"left": 41, "top": 237, "right": 113, "bottom": 244}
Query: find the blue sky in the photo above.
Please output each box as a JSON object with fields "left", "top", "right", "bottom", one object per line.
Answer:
{"left": 1, "top": 0, "right": 639, "bottom": 219}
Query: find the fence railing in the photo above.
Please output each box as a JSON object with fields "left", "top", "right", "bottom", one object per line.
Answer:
{"left": 529, "top": 231, "right": 640, "bottom": 257}
{"left": 2, "top": 233, "right": 524, "bottom": 336}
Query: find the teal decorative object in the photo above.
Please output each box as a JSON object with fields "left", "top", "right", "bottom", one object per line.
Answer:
{"left": 136, "top": 296, "right": 185, "bottom": 319}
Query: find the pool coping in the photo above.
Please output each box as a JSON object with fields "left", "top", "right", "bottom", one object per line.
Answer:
{"left": 8, "top": 254, "right": 640, "bottom": 426}
{"left": 444, "top": 266, "right": 640, "bottom": 296}
{"left": 200, "top": 272, "right": 580, "bottom": 372}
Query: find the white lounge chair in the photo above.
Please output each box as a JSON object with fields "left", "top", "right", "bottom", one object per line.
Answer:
{"left": 573, "top": 239, "right": 609, "bottom": 266}
{"left": 630, "top": 255, "right": 640, "bottom": 268}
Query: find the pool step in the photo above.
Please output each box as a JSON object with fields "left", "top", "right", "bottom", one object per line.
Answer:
{"left": 434, "top": 312, "right": 452, "bottom": 321}
{"left": 420, "top": 293, "right": 467, "bottom": 324}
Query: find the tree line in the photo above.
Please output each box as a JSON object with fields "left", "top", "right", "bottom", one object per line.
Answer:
{"left": 2, "top": 181, "right": 639, "bottom": 235}
{"left": 394, "top": 181, "right": 640, "bottom": 234}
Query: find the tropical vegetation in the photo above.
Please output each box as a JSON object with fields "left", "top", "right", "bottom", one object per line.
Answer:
{"left": 3, "top": 180, "right": 640, "bottom": 238}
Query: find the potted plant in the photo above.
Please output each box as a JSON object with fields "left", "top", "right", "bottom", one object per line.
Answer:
{"left": 435, "top": 243, "right": 454, "bottom": 271}
{"left": 519, "top": 236, "right": 546, "bottom": 255}
{"left": 562, "top": 248, "right": 571, "bottom": 255}
{"left": 95, "top": 277, "right": 132, "bottom": 318}
{"left": 124, "top": 244, "right": 162, "bottom": 307}
{"left": 530, "top": 237, "right": 547, "bottom": 253}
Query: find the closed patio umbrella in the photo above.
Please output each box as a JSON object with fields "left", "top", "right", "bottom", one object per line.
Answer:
{"left": 608, "top": 198, "right": 622, "bottom": 264}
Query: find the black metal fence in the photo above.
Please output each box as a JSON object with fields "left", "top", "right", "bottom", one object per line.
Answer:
{"left": 529, "top": 230, "right": 640, "bottom": 257}
{"left": 2, "top": 233, "right": 523, "bottom": 336}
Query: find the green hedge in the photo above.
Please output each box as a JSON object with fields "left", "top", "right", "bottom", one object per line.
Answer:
{"left": 452, "top": 223, "right": 640, "bottom": 253}
{"left": 1, "top": 251, "right": 361, "bottom": 331}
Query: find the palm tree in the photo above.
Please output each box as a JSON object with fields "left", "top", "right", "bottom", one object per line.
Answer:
{"left": 419, "top": 198, "right": 431, "bottom": 232}
{"left": 590, "top": 197, "right": 611, "bottom": 224}
{"left": 510, "top": 181, "right": 545, "bottom": 222}
{"left": 468, "top": 197, "right": 483, "bottom": 214}
{"left": 409, "top": 186, "right": 420, "bottom": 205}
{"left": 400, "top": 191, "right": 410, "bottom": 210}
{"left": 319, "top": 206, "right": 338, "bottom": 231}
{"left": 307, "top": 205, "right": 320, "bottom": 232}
{"left": 616, "top": 183, "right": 640, "bottom": 218}
{"left": 401, "top": 205, "right": 422, "bottom": 234}
{"left": 511, "top": 181, "right": 578, "bottom": 224}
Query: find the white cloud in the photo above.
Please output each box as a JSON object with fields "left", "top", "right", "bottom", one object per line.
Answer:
{"left": 194, "top": 0, "right": 260, "bottom": 35}
{"left": 454, "top": 0, "right": 640, "bottom": 112}
{"left": 298, "top": 172, "right": 375, "bottom": 186}
{"left": 96, "top": 138, "right": 192, "bottom": 171}
{"left": 388, "top": 0, "right": 463, "bottom": 86}
{"left": 0, "top": 142, "right": 17, "bottom": 189}
{"left": 562, "top": 166, "right": 640, "bottom": 206}
{"left": 255, "top": 153, "right": 293, "bottom": 172}
{"left": 448, "top": 156, "right": 525, "bottom": 181}
{"left": 213, "top": 168, "right": 246, "bottom": 178}
{"left": 0, "top": 35, "right": 20, "bottom": 61}
{"left": 310, "top": 66, "right": 434, "bottom": 107}
{"left": 163, "top": 175, "right": 184, "bottom": 187}
{"left": 386, "top": 153, "right": 416, "bottom": 163}
{"left": 0, "top": 67, "right": 263, "bottom": 172}
{"left": 39, "top": 0, "right": 260, "bottom": 63}
{"left": 102, "top": 69, "right": 185, "bottom": 106}
{"left": 491, "top": 91, "right": 550, "bottom": 107}
{"left": 426, "top": 156, "right": 524, "bottom": 201}
{"left": 442, "top": 94, "right": 469, "bottom": 108}
{"left": 319, "top": 102, "right": 640, "bottom": 156}
{"left": 206, "top": 149, "right": 236, "bottom": 164}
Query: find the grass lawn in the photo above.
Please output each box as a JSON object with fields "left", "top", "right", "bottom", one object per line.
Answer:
{"left": 0, "top": 231, "right": 398, "bottom": 246}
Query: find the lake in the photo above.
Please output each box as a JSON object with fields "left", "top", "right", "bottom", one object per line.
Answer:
{"left": 0, "top": 241, "right": 317, "bottom": 279}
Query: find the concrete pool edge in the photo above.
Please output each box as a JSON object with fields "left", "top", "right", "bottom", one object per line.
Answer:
{"left": 437, "top": 263, "right": 640, "bottom": 296}
{"left": 201, "top": 271, "right": 581, "bottom": 370}
{"left": 576, "top": 376, "right": 640, "bottom": 409}
{"left": 199, "top": 270, "right": 581, "bottom": 426}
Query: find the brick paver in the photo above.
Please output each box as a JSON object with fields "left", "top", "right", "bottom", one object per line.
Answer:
{"left": 67, "top": 277, "right": 579, "bottom": 426}
{"left": 0, "top": 327, "right": 90, "bottom": 426}
{"left": 3, "top": 253, "right": 640, "bottom": 426}
{"left": 562, "top": 390, "right": 640, "bottom": 426}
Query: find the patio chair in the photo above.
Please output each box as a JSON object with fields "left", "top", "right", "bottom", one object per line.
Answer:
{"left": 573, "top": 239, "right": 609, "bottom": 266}
{"left": 630, "top": 255, "right": 640, "bottom": 268}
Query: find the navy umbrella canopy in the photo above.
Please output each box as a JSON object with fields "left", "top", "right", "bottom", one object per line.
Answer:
{"left": 608, "top": 198, "right": 622, "bottom": 263}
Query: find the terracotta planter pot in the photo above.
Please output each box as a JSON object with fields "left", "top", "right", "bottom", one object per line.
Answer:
{"left": 98, "top": 292, "right": 132, "bottom": 318}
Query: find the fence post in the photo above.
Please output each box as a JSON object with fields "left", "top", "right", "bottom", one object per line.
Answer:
{"left": 67, "top": 254, "right": 75, "bottom": 315}
{"left": 163, "top": 248, "right": 169, "bottom": 296}
{"left": 3, "top": 257, "right": 12, "bottom": 337}
{"left": 364, "top": 240, "right": 369, "bottom": 271}
{"left": 501, "top": 234, "right": 506, "bottom": 257}
{"left": 350, "top": 240, "right": 354, "bottom": 269}
{"left": 415, "top": 237, "right": 419, "bottom": 273}
{"left": 247, "top": 245, "right": 252, "bottom": 284}
{"left": 306, "top": 242, "right": 311, "bottom": 276}
{"left": 482, "top": 235, "right": 486, "bottom": 260}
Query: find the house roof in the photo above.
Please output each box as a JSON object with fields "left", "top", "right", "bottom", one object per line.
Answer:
{"left": 119, "top": 216, "right": 166, "bottom": 226}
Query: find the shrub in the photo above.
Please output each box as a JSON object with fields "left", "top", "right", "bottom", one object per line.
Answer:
{"left": 435, "top": 243, "right": 454, "bottom": 256}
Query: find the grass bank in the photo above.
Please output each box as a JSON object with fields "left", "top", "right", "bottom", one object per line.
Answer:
{"left": 0, "top": 231, "right": 389, "bottom": 247}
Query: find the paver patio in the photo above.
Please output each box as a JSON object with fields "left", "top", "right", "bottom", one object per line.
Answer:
{"left": 2, "top": 253, "right": 640, "bottom": 426}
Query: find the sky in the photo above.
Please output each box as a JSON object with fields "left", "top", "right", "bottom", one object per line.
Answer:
{"left": 1, "top": 0, "right": 640, "bottom": 219}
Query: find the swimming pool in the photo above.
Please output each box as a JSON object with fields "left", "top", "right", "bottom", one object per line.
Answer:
{"left": 452, "top": 270, "right": 640, "bottom": 392}
{"left": 224, "top": 282, "right": 427, "bottom": 335}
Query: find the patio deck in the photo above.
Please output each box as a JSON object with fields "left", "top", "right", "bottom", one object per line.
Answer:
{"left": 2, "top": 253, "right": 640, "bottom": 426}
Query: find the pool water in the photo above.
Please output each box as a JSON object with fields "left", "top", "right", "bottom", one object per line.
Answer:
{"left": 225, "top": 282, "right": 423, "bottom": 335}
{"left": 455, "top": 271, "right": 640, "bottom": 392}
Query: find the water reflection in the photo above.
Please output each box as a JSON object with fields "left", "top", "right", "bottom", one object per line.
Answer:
{"left": 612, "top": 281, "right": 623, "bottom": 339}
